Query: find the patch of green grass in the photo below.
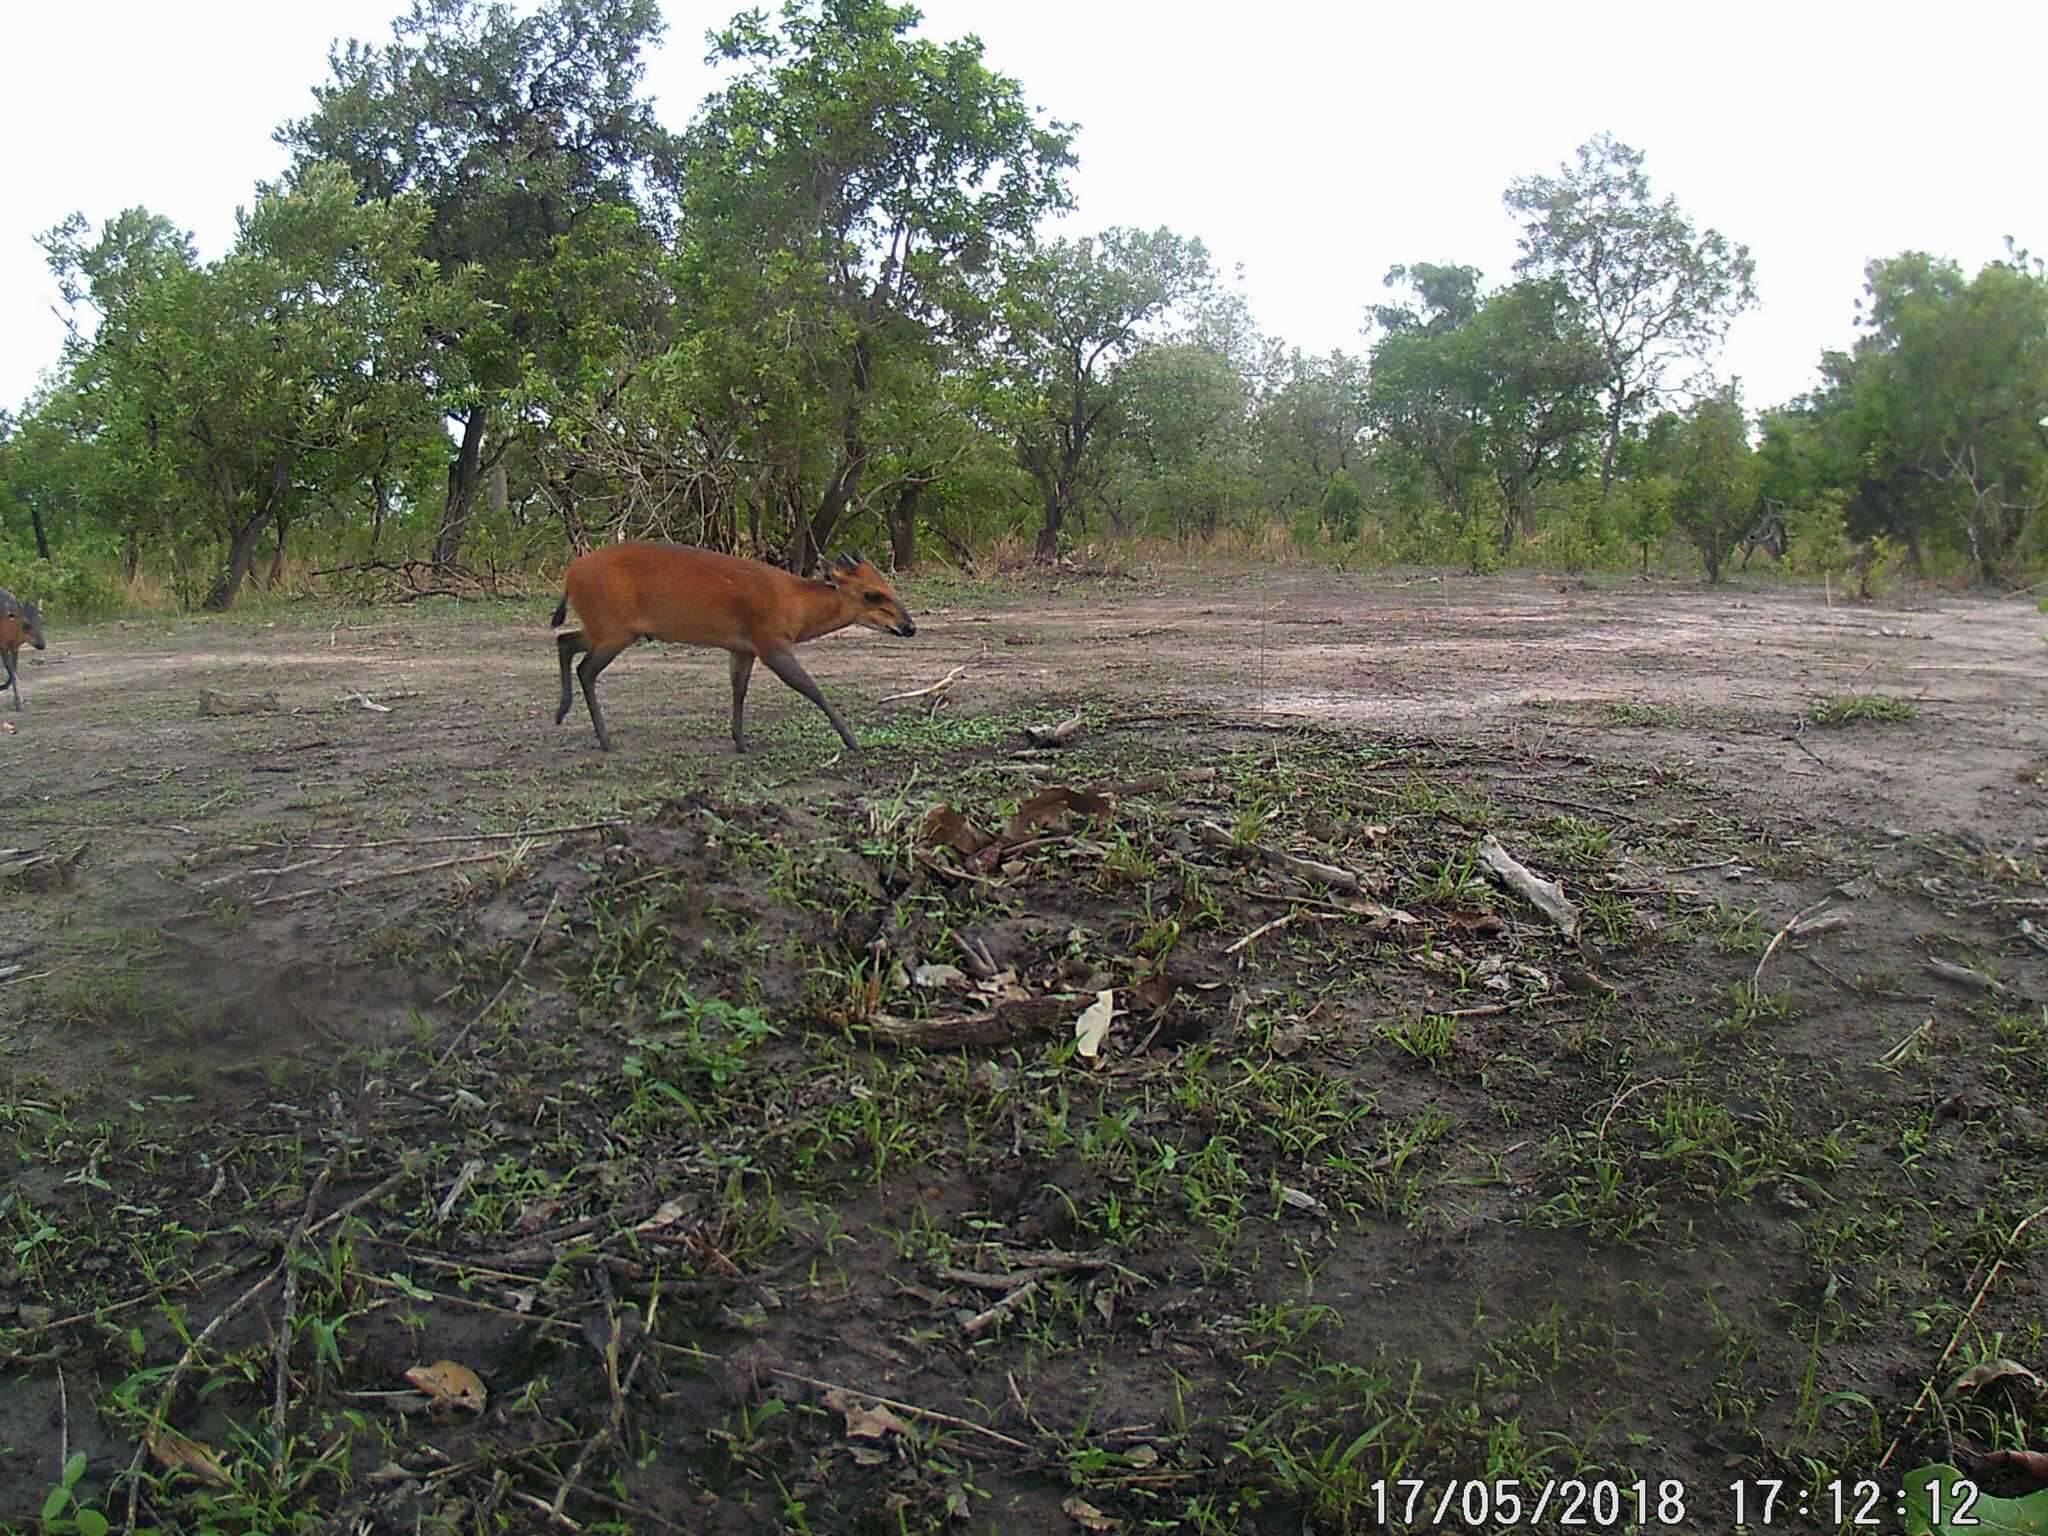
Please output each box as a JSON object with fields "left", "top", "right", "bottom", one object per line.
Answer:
{"left": 1599, "top": 700, "right": 1677, "bottom": 727}
{"left": 1808, "top": 693, "right": 1917, "bottom": 726}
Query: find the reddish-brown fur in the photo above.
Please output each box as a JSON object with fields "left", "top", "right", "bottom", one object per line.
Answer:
{"left": 0, "top": 588, "right": 46, "bottom": 713}
{"left": 551, "top": 542, "right": 915, "bottom": 754}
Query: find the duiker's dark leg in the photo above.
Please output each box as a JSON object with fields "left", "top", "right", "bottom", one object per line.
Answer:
{"left": 577, "top": 645, "right": 627, "bottom": 752}
{"left": 760, "top": 648, "right": 859, "bottom": 753}
{"left": 556, "top": 631, "right": 590, "bottom": 724}
{"left": 729, "top": 651, "right": 756, "bottom": 752}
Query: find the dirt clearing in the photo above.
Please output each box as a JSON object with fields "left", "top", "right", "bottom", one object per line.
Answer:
{"left": 2, "top": 568, "right": 2044, "bottom": 1532}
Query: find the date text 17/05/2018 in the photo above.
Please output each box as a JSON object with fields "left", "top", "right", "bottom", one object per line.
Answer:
{"left": 1369, "top": 1475, "right": 1983, "bottom": 1528}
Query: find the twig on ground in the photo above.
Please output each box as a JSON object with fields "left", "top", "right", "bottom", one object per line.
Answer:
{"left": 963, "top": 1279, "right": 1041, "bottom": 1337}
{"left": 246, "top": 848, "right": 519, "bottom": 909}
{"left": 1753, "top": 897, "right": 1839, "bottom": 988}
{"left": 1596, "top": 1077, "right": 1673, "bottom": 1145}
{"left": 879, "top": 664, "right": 968, "bottom": 705}
{"left": 418, "top": 891, "right": 560, "bottom": 1085}
{"left": 126, "top": 1167, "right": 333, "bottom": 1533}
{"left": 1478, "top": 835, "right": 1580, "bottom": 938}
{"left": 1224, "top": 909, "right": 1310, "bottom": 955}
{"left": 1878, "top": 1202, "right": 2048, "bottom": 1471}
{"left": 251, "top": 820, "right": 626, "bottom": 854}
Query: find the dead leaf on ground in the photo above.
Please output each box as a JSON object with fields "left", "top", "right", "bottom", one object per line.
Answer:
{"left": 1023, "top": 710, "right": 1084, "bottom": 747}
{"left": 1073, "top": 989, "right": 1118, "bottom": 1060}
{"left": 149, "top": 1426, "right": 232, "bottom": 1487}
{"left": 1949, "top": 1358, "right": 2046, "bottom": 1401}
{"left": 822, "top": 1387, "right": 910, "bottom": 1440}
{"left": 1129, "top": 972, "right": 1180, "bottom": 1012}
{"left": 920, "top": 804, "right": 997, "bottom": 857}
{"left": 1441, "top": 909, "right": 1506, "bottom": 935}
{"left": 634, "top": 1195, "right": 694, "bottom": 1233}
{"left": 404, "top": 1359, "right": 488, "bottom": 1414}
{"left": 1974, "top": 1448, "right": 2048, "bottom": 1488}
{"left": 1268, "top": 1018, "right": 1313, "bottom": 1057}
{"left": 1003, "top": 786, "right": 1112, "bottom": 841}
{"left": 1063, "top": 1494, "right": 1118, "bottom": 1531}
{"left": 913, "top": 962, "right": 969, "bottom": 991}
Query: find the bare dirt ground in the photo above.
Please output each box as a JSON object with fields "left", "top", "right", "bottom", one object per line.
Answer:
{"left": 2, "top": 566, "right": 2044, "bottom": 1533}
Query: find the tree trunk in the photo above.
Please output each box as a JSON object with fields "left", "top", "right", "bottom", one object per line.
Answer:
{"left": 1598, "top": 388, "right": 1625, "bottom": 496}
{"left": 1035, "top": 485, "right": 1063, "bottom": 562}
{"left": 29, "top": 501, "right": 51, "bottom": 560}
{"left": 268, "top": 506, "right": 289, "bottom": 589}
{"left": 886, "top": 481, "right": 922, "bottom": 571}
{"left": 370, "top": 470, "right": 390, "bottom": 550}
{"left": 205, "top": 450, "right": 293, "bottom": 611}
{"left": 125, "top": 529, "right": 140, "bottom": 582}
{"left": 433, "top": 404, "right": 490, "bottom": 570}
{"left": 792, "top": 416, "right": 867, "bottom": 573}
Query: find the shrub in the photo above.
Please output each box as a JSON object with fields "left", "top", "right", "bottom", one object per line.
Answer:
{"left": 0, "top": 549, "right": 127, "bottom": 621}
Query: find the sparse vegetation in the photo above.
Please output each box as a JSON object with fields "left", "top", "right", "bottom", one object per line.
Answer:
{"left": 1809, "top": 692, "right": 1919, "bottom": 725}
{"left": 3, "top": 576, "right": 2043, "bottom": 1532}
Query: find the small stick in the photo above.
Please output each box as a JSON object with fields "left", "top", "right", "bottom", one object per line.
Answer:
{"left": 1224, "top": 909, "right": 1311, "bottom": 956}
{"left": 1596, "top": 1077, "right": 1672, "bottom": 1145}
{"left": 1753, "top": 897, "right": 1836, "bottom": 988}
{"left": 124, "top": 1166, "right": 332, "bottom": 1533}
{"left": 878, "top": 664, "right": 969, "bottom": 704}
{"left": 643, "top": 1340, "right": 1033, "bottom": 1451}
{"left": 246, "top": 849, "right": 516, "bottom": 909}
{"left": 418, "top": 891, "right": 560, "bottom": 1084}
{"left": 57, "top": 1365, "right": 70, "bottom": 1478}
{"left": 964, "top": 1280, "right": 1040, "bottom": 1337}
{"left": 250, "top": 820, "right": 627, "bottom": 854}
{"left": 1878, "top": 1203, "right": 2048, "bottom": 1471}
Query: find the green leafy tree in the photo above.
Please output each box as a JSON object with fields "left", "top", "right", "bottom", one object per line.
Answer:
{"left": 1366, "top": 265, "right": 1602, "bottom": 556}
{"left": 42, "top": 168, "right": 473, "bottom": 609}
{"left": 1001, "top": 226, "right": 1213, "bottom": 559}
{"left": 1648, "top": 385, "right": 1760, "bottom": 582}
{"left": 682, "top": 0, "right": 1073, "bottom": 570}
{"left": 1319, "top": 470, "right": 1365, "bottom": 542}
{"left": 280, "top": 0, "right": 676, "bottom": 568}
{"left": 1506, "top": 134, "right": 1757, "bottom": 494}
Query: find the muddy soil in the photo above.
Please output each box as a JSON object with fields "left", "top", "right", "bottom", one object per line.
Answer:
{"left": 1, "top": 567, "right": 2043, "bottom": 1532}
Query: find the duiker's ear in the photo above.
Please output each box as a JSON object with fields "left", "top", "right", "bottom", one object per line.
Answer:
{"left": 831, "top": 554, "right": 859, "bottom": 575}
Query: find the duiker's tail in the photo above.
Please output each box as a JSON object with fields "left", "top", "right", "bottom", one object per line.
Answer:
{"left": 550, "top": 594, "right": 568, "bottom": 628}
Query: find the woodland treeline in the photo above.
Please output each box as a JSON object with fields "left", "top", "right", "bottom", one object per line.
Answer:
{"left": 1, "top": 0, "right": 2043, "bottom": 614}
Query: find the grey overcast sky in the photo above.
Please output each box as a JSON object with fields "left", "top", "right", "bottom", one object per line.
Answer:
{"left": 3, "top": 1, "right": 2042, "bottom": 419}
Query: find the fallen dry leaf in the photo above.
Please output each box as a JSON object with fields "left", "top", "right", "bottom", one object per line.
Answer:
{"left": 634, "top": 1195, "right": 694, "bottom": 1233}
{"left": 1949, "top": 1358, "right": 2046, "bottom": 1401}
{"left": 404, "top": 1359, "right": 488, "bottom": 1414}
{"left": 913, "top": 962, "right": 968, "bottom": 991}
{"left": 1441, "top": 909, "right": 1507, "bottom": 935}
{"left": 1062, "top": 1494, "right": 1117, "bottom": 1531}
{"left": 921, "top": 804, "right": 997, "bottom": 857}
{"left": 1974, "top": 1448, "right": 2048, "bottom": 1488}
{"left": 1003, "top": 786, "right": 1112, "bottom": 841}
{"left": 148, "top": 1426, "right": 231, "bottom": 1487}
{"left": 1073, "top": 990, "right": 1118, "bottom": 1060}
{"left": 823, "top": 1386, "right": 909, "bottom": 1440}
{"left": 1129, "top": 972, "right": 1180, "bottom": 1012}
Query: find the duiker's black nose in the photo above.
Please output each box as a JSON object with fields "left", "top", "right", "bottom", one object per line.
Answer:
{"left": 897, "top": 618, "right": 917, "bottom": 637}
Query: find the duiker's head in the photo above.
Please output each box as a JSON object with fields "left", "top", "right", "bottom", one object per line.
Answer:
{"left": 829, "top": 553, "right": 915, "bottom": 637}
{"left": 23, "top": 601, "right": 45, "bottom": 649}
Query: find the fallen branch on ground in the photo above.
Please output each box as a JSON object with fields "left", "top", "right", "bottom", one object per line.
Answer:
{"left": 1187, "top": 819, "right": 1378, "bottom": 895}
{"left": 1477, "top": 835, "right": 1579, "bottom": 939}
{"left": 878, "top": 664, "right": 968, "bottom": 705}
{"left": 1022, "top": 711, "right": 1084, "bottom": 748}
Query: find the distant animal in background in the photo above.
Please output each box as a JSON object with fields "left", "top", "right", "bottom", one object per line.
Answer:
{"left": 1738, "top": 506, "right": 1789, "bottom": 570}
{"left": 0, "top": 589, "right": 46, "bottom": 712}
{"left": 550, "top": 542, "right": 917, "bottom": 755}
